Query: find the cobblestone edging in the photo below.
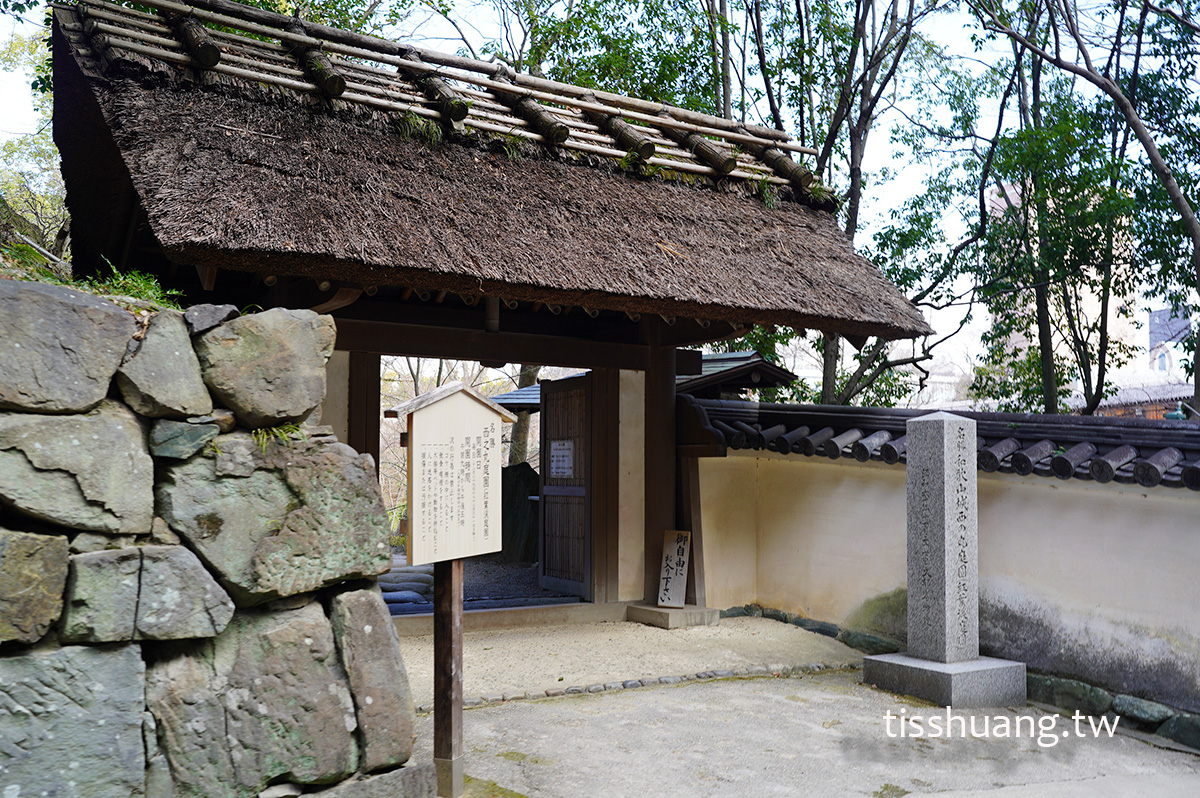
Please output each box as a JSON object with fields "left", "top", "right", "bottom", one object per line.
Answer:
{"left": 414, "top": 661, "right": 861, "bottom": 714}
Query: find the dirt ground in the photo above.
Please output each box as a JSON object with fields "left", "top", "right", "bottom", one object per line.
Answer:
{"left": 398, "top": 616, "right": 860, "bottom": 707}
{"left": 397, "top": 618, "right": 1200, "bottom": 797}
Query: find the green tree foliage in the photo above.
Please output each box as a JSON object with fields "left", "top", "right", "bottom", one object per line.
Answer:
{"left": 0, "top": 31, "right": 65, "bottom": 258}
{"left": 970, "top": 90, "right": 1144, "bottom": 414}
{"left": 965, "top": 0, "right": 1200, "bottom": 413}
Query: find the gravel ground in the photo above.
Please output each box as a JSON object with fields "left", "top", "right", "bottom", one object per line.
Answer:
{"left": 398, "top": 616, "right": 859, "bottom": 707}
{"left": 398, "top": 617, "right": 1200, "bottom": 797}
{"left": 410, "top": 671, "right": 1200, "bottom": 798}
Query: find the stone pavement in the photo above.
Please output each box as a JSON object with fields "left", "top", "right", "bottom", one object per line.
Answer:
{"left": 399, "top": 619, "right": 1200, "bottom": 797}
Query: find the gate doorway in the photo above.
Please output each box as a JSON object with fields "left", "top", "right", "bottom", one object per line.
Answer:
{"left": 539, "top": 373, "right": 592, "bottom": 600}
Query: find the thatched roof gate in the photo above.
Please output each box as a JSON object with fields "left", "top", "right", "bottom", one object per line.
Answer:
{"left": 52, "top": 0, "right": 932, "bottom": 603}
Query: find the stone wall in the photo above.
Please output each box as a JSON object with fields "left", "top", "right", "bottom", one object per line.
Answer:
{"left": 0, "top": 280, "right": 434, "bottom": 798}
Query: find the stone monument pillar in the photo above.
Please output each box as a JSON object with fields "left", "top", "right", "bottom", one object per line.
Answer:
{"left": 863, "top": 412, "right": 1025, "bottom": 707}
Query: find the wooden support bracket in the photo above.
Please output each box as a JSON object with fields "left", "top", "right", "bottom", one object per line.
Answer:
{"left": 658, "top": 111, "right": 736, "bottom": 174}
{"left": 580, "top": 92, "right": 655, "bottom": 160}
{"left": 490, "top": 70, "right": 570, "bottom": 145}
{"left": 195, "top": 264, "right": 218, "bottom": 291}
{"left": 311, "top": 286, "right": 363, "bottom": 314}
{"left": 168, "top": 14, "right": 221, "bottom": 68}
{"left": 285, "top": 21, "right": 346, "bottom": 98}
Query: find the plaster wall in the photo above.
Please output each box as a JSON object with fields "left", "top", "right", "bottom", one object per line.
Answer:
{"left": 616, "top": 370, "right": 646, "bottom": 601}
{"left": 697, "top": 451, "right": 1200, "bottom": 711}
{"left": 696, "top": 457, "right": 759, "bottom": 611}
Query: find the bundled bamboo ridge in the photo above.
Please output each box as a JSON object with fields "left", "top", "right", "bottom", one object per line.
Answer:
{"left": 61, "top": 0, "right": 836, "bottom": 205}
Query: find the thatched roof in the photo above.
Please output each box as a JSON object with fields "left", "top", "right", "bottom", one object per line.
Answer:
{"left": 52, "top": 0, "right": 931, "bottom": 341}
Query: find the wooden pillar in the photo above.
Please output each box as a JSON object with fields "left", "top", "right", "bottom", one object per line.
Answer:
{"left": 680, "top": 455, "right": 707, "bottom": 607}
{"left": 347, "top": 352, "right": 381, "bottom": 468}
{"left": 433, "top": 559, "right": 464, "bottom": 798}
{"left": 643, "top": 326, "right": 677, "bottom": 603}
{"left": 591, "top": 368, "right": 620, "bottom": 604}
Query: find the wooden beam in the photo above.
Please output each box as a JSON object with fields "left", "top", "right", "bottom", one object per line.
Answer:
{"left": 168, "top": 14, "right": 221, "bottom": 68}
{"left": 196, "top": 264, "right": 218, "bottom": 291}
{"left": 346, "top": 352, "right": 380, "bottom": 468}
{"left": 658, "top": 112, "right": 737, "bottom": 174}
{"left": 285, "top": 21, "right": 347, "bottom": 97}
{"left": 333, "top": 317, "right": 649, "bottom": 371}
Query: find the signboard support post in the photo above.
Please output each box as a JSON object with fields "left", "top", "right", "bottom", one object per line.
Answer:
{"left": 433, "top": 557, "right": 464, "bottom": 798}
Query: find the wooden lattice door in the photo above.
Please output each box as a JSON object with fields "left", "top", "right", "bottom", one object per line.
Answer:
{"left": 538, "top": 374, "right": 592, "bottom": 600}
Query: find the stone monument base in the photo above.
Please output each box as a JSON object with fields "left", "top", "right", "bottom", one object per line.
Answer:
{"left": 627, "top": 603, "right": 720, "bottom": 629}
{"left": 864, "top": 653, "right": 1026, "bottom": 708}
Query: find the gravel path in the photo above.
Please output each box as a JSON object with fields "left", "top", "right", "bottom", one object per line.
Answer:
{"left": 398, "top": 616, "right": 859, "bottom": 708}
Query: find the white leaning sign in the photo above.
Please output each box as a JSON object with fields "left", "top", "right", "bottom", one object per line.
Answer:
{"left": 392, "top": 382, "right": 517, "bottom": 566}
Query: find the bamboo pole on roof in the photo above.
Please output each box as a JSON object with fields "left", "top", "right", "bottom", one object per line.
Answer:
{"left": 84, "top": 17, "right": 790, "bottom": 186}
{"left": 85, "top": 0, "right": 818, "bottom": 157}
{"left": 133, "top": 0, "right": 791, "bottom": 139}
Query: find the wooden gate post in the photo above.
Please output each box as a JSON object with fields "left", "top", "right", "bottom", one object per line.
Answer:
{"left": 433, "top": 559, "right": 464, "bottom": 798}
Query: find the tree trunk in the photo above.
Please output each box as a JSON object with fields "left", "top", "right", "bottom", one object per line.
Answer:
{"left": 820, "top": 333, "right": 840, "bottom": 403}
{"left": 508, "top": 364, "right": 541, "bottom": 466}
{"left": 720, "top": 0, "right": 732, "bottom": 119}
{"left": 1029, "top": 58, "right": 1058, "bottom": 415}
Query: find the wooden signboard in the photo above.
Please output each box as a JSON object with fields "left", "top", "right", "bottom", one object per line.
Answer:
{"left": 657, "top": 529, "right": 691, "bottom": 608}
{"left": 397, "top": 382, "right": 516, "bottom": 566}
{"left": 389, "top": 381, "right": 515, "bottom": 798}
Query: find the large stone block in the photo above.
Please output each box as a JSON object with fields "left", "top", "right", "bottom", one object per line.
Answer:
{"left": 331, "top": 589, "right": 416, "bottom": 771}
{"left": 137, "top": 545, "right": 235, "bottom": 640}
{"left": 0, "top": 401, "right": 154, "bottom": 534}
{"left": 194, "top": 308, "right": 336, "bottom": 429}
{"left": 906, "top": 412, "right": 978, "bottom": 664}
{"left": 1158, "top": 714, "right": 1200, "bottom": 750}
{"left": 59, "top": 548, "right": 141, "bottom": 642}
{"left": 117, "top": 309, "right": 213, "bottom": 419}
{"left": 311, "top": 764, "right": 436, "bottom": 798}
{"left": 150, "top": 419, "right": 220, "bottom": 460}
{"left": 157, "top": 434, "right": 390, "bottom": 606}
{"left": 0, "top": 644, "right": 146, "bottom": 797}
{"left": 183, "top": 303, "right": 239, "bottom": 336}
{"left": 146, "top": 603, "right": 360, "bottom": 798}
{"left": 61, "top": 546, "right": 235, "bottom": 643}
{"left": 0, "top": 527, "right": 68, "bottom": 644}
{"left": 0, "top": 280, "right": 135, "bottom": 413}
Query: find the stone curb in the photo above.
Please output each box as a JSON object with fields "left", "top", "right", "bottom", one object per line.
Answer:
{"left": 413, "top": 661, "right": 860, "bottom": 714}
